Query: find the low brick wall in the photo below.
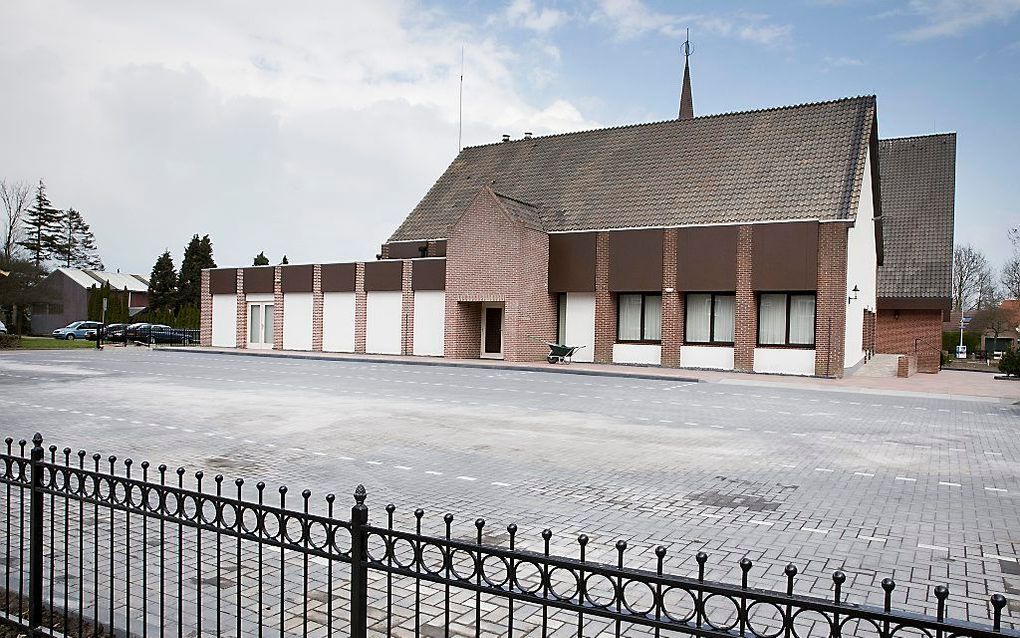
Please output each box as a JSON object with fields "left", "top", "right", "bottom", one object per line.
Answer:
{"left": 896, "top": 354, "right": 917, "bottom": 377}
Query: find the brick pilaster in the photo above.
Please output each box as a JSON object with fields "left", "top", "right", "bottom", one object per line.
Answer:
{"left": 200, "top": 270, "right": 212, "bottom": 346}
{"left": 593, "top": 232, "right": 615, "bottom": 364}
{"left": 815, "top": 223, "right": 848, "bottom": 377}
{"left": 234, "top": 269, "right": 246, "bottom": 349}
{"left": 733, "top": 225, "right": 755, "bottom": 372}
{"left": 312, "top": 264, "right": 323, "bottom": 352}
{"left": 401, "top": 260, "right": 414, "bottom": 355}
{"left": 354, "top": 262, "right": 367, "bottom": 353}
{"left": 272, "top": 266, "right": 284, "bottom": 350}
{"left": 661, "top": 229, "right": 681, "bottom": 367}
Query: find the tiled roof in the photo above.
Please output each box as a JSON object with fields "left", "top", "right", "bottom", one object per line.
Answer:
{"left": 491, "top": 191, "right": 545, "bottom": 231}
{"left": 877, "top": 133, "right": 956, "bottom": 299}
{"left": 389, "top": 95, "right": 877, "bottom": 241}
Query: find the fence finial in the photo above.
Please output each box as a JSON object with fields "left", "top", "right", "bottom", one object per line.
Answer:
{"left": 354, "top": 484, "right": 367, "bottom": 505}
{"left": 32, "top": 432, "right": 43, "bottom": 448}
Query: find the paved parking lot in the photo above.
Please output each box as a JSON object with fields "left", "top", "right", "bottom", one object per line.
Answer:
{"left": 0, "top": 348, "right": 1017, "bottom": 632}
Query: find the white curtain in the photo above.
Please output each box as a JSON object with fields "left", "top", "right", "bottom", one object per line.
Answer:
{"left": 618, "top": 294, "right": 642, "bottom": 341}
{"left": 685, "top": 294, "right": 712, "bottom": 342}
{"left": 788, "top": 295, "right": 815, "bottom": 345}
{"left": 557, "top": 295, "right": 566, "bottom": 344}
{"left": 758, "top": 294, "right": 787, "bottom": 345}
{"left": 713, "top": 295, "right": 736, "bottom": 343}
{"left": 643, "top": 295, "right": 662, "bottom": 341}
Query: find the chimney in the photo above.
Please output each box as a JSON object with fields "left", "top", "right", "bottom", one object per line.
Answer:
{"left": 501, "top": 134, "right": 511, "bottom": 142}
{"left": 523, "top": 132, "right": 532, "bottom": 139}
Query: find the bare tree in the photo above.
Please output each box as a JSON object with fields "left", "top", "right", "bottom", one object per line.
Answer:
{"left": 0, "top": 179, "right": 31, "bottom": 263}
{"left": 1003, "top": 227, "right": 1020, "bottom": 299}
{"left": 953, "top": 244, "right": 993, "bottom": 311}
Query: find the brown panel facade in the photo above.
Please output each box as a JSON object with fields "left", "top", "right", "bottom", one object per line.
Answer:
{"left": 386, "top": 241, "right": 427, "bottom": 259}
{"left": 548, "top": 232, "right": 597, "bottom": 292}
{"left": 208, "top": 269, "right": 237, "bottom": 295}
{"left": 364, "top": 260, "right": 403, "bottom": 291}
{"left": 280, "top": 264, "right": 314, "bottom": 293}
{"left": 412, "top": 259, "right": 446, "bottom": 291}
{"left": 751, "top": 222, "right": 818, "bottom": 291}
{"left": 608, "top": 229, "right": 663, "bottom": 292}
{"left": 877, "top": 296, "right": 952, "bottom": 318}
{"left": 320, "top": 263, "right": 357, "bottom": 292}
{"left": 242, "top": 267, "right": 274, "bottom": 293}
{"left": 676, "top": 226, "right": 737, "bottom": 291}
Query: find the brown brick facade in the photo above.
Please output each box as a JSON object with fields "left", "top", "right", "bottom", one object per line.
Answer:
{"left": 814, "top": 223, "right": 848, "bottom": 377}
{"left": 312, "top": 265, "right": 323, "bottom": 351}
{"left": 200, "top": 270, "right": 211, "bottom": 346}
{"left": 444, "top": 188, "right": 556, "bottom": 362}
{"left": 660, "top": 229, "right": 681, "bottom": 367}
{"left": 234, "top": 269, "right": 246, "bottom": 349}
{"left": 354, "top": 263, "right": 366, "bottom": 354}
{"left": 273, "top": 266, "right": 284, "bottom": 350}
{"left": 593, "top": 232, "right": 615, "bottom": 364}
{"left": 876, "top": 308, "right": 942, "bottom": 373}
{"left": 401, "top": 260, "right": 414, "bottom": 355}
{"left": 733, "top": 225, "right": 755, "bottom": 372}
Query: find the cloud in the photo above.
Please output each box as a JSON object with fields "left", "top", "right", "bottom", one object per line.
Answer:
{"left": 592, "top": 0, "right": 793, "bottom": 47}
{"left": 0, "top": 1, "right": 598, "bottom": 273}
{"left": 823, "top": 55, "right": 865, "bottom": 67}
{"left": 498, "top": 0, "right": 570, "bottom": 33}
{"left": 895, "top": 0, "right": 1020, "bottom": 40}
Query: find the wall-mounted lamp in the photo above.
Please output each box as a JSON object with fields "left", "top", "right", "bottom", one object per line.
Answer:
{"left": 664, "top": 287, "right": 675, "bottom": 294}
{"left": 848, "top": 285, "right": 859, "bottom": 304}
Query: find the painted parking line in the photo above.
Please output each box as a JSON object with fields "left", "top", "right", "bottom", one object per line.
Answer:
{"left": 918, "top": 543, "right": 949, "bottom": 552}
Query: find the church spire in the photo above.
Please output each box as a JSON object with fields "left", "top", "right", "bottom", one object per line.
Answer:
{"left": 679, "top": 29, "right": 694, "bottom": 120}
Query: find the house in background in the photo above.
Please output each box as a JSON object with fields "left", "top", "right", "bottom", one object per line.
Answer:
{"left": 31, "top": 268, "right": 149, "bottom": 334}
{"left": 200, "top": 59, "right": 955, "bottom": 378}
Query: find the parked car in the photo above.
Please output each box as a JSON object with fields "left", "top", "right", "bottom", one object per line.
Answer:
{"left": 0, "top": 320, "right": 7, "bottom": 335}
{"left": 52, "top": 321, "right": 102, "bottom": 340}
{"left": 101, "top": 323, "right": 128, "bottom": 342}
{"left": 125, "top": 323, "right": 152, "bottom": 339}
{"left": 148, "top": 326, "right": 195, "bottom": 344}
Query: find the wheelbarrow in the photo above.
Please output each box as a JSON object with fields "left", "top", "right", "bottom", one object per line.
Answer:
{"left": 545, "top": 342, "right": 585, "bottom": 364}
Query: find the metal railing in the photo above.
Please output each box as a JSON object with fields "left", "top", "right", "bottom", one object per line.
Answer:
{"left": 1, "top": 433, "right": 1015, "bottom": 637}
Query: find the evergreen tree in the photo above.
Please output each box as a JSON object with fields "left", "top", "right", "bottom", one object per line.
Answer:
{"left": 18, "top": 179, "right": 61, "bottom": 266}
{"left": 280, "top": 255, "right": 289, "bottom": 265}
{"left": 148, "top": 250, "right": 178, "bottom": 312}
{"left": 177, "top": 234, "right": 216, "bottom": 310}
{"left": 55, "top": 207, "right": 103, "bottom": 270}
{"left": 253, "top": 251, "right": 269, "bottom": 266}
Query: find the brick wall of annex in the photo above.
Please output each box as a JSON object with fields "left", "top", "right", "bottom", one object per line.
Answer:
{"left": 312, "top": 265, "right": 323, "bottom": 351}
{"left": 876, "top": 308, "right": 942, "bottom": 373}
{"left": 593, "top": 232, "right": 615, "bottom": 364}
{"left": 273, "top": 266, "right": 284, "bottom": 350}
{"left": 660, "top": 229, "right": 681, "bottom": 367}
{"left": 733, "top": 225, "right": 755, "bottom": 372}
{"left": 444, "top": 190, "right": 556, "bottom": 362}
{"left": 354, "top": 263, "right": 367, "bottom": 354}
{"left": 234, "top": 269, "right": 246, "bottom": 349}
{"left": 814, "top": 223, "right": 848, "bottom": 377}
{"left": 200, "top": 270, "right": 212, "bottom": 346}
{"left": 401, "top": 260, "right": 414, "bottom": 355}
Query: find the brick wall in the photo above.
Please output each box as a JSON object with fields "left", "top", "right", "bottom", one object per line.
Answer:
{"left": 273, "top": 266, "right": 284, "bottom": 350}
{"left": 444, "top": 188, "right": 556, "bottom": 362}
{"left": 661, "top": 229, "right": 681, "bottom": 367}
{"left": 312, "top": 265, "right": 323, "bottom": 351}
{"left": 401, "top": 260, "right": 414, "bottom": 355}
{"left": 814, "top": 223, "right": 848, "bottom": 377}
{"left": 734, "top": 225, "right": 755, "bottom": 372}
{"left": 354, "top": 263, "right": 366, "bottom": 354}
{"left": 593, "top": 232, "right": 615, "bottom": 364}
{"left": 200, "top": 270, "right": 212, "bottom": 346}
{"left": 234, "top": 269, "right": 246, "bottom": 349}
{"left": 876, "top": 308, "right": 942, "bottom": 373}
{"left": 896, "top": 354, "right": 917, "bottom": 377}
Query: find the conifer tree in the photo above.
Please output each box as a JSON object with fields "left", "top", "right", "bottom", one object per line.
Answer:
{"left": 253, "top": 251, "right": 269, "bottom": 266}
{"left": 148, "top": 250, "right": 178, "bottom": 312}
{"left": 55, "top": 207, "right": 103, "bottom": 269}
{"left": 18, "top": 179, "right": 61, "bottom": 266}
{"left": 177, "top": 234, "right": 216, "bottom": 310}
{"left": 281, "top": 255, "right": 289, "bottom": 265}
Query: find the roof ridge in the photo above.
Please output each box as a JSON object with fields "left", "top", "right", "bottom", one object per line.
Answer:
{"left": 880, "top": 132, "right": 956, "bottom": 143}
{"left": 491, "top": 190, "right": 541, "bottom": 209}
{"left": 463, "top": 94, "right": 877, "bottom": 150}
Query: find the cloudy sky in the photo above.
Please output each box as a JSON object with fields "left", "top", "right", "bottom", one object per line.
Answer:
{"left": 1, "top": 0, "right": 1018, "bottom": 275}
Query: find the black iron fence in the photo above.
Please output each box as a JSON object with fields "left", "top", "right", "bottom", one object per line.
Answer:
{"left": 1, "top": 433, "right": 1015, "bottom": 638}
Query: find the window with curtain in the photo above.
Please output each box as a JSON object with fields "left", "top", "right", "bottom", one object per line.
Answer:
{"left": 757, "top": 293, "right": 816, "bottom": 347}
{"left": 684, "top": 293, "right": 735, "bottom": 344}
{"left": 617, "top": 293, "right": 661, "bottom": 342}
{"left": 556, "top": 294, "right": 567, "bottom": 344}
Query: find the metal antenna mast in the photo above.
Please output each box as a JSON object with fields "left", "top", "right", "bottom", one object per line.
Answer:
{"left": 458, "top": 46, "right": 464, "bottom": 152}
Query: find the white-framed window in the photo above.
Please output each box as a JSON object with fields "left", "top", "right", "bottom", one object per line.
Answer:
{"left": 757, "top": 293, "right": 815, "bottom": 347}
{"left": 685, "top": 293, "right": 735, "bottom": 344}
{"left": 617, "top": 293, "right": 661, "bottom": 343}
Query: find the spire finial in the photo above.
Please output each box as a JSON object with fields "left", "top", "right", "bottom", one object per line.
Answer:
{"left": 678, "top": 29, "right": 694, "bottom": 120}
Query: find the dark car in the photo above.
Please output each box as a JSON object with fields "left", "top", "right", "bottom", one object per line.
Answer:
{"left": 148, "top": 326, "right": 195, "bottom": 345}
{"left": 125, "top": 323, "right": 152, "bottom": 339}
{"left": 101, "top": 323, "right": 128, "bottom": 342}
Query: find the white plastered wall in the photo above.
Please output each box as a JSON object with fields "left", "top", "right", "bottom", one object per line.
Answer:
{"left": 211, "top": 294, "right": 237, "bottom": 348}
{"left": 612, "top": 344, "right": 661, "bottom": 365}
{"left": 413, "top": 291, "right": 445, "bottom": 356}
{"left": 322, "top": 292, "right": 355, "bottom": 353}
{"left": 366, "top": 291, "right": 402, "bottom": 355}
{"left": 563, "top": 293, "right": 595, "bottom": 362}
{"left": 679, "top": 346, "right": 734, "bottom": 370}
{"left": 844, "top": 148, "right": 878, "bottom": 369}
{"left": 282, "top": 292, "right": 313, "bottom": 351}
{"left": 753, "top": 348, "right": 817, "bottom": 376}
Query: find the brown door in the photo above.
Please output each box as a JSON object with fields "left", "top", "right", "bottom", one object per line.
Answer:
{"left": 484, "top": 307, "right": 502, "bottom": 354}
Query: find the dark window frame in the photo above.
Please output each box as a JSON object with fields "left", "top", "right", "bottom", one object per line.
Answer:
{"left": 556, "top": 293, "right": 567, "bottom": 345}
{"left": 755, "top": 291, "right": 817, "bottom": 348}
{"left": 616, "top": 293, "right": 662, "bottom": 344}
{"left": 683, "top": 292, "right": 736, "bottom": 346}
